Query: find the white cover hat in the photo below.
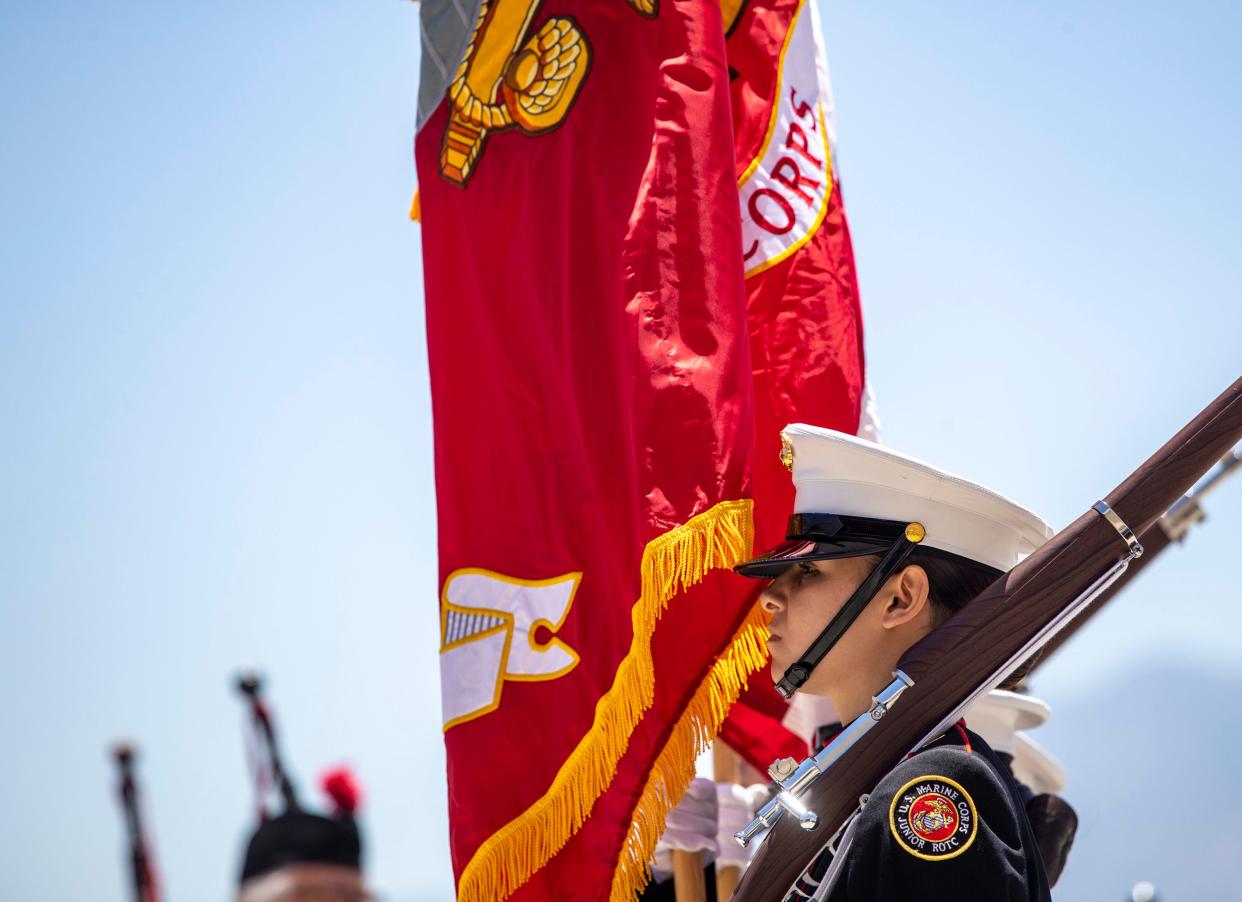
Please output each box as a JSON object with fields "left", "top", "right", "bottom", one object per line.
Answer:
{"left": 965, "top": 689, "right": 1051, "bottom": 755}
{"left": 738, "top": 425, "right": 1051, "bottom": 576}
{"left": 966, "top": 690, "right": 1066, "bottom": 793}
{"left": 1011, "top": 733, "right": 1067, "bottom": 795}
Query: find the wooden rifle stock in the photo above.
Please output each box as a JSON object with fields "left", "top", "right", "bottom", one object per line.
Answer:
{"left": 733, "top": 377, "right": 1242, "bottom": 900}
{"left": 1030, "top": 521, "right": 1171, "bottom": 669}
{"left": 1033, "top": 445, "right": 1240, "bottom": 671}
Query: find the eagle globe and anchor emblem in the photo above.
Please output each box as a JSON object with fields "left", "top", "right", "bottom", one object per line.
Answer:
{"left": 909, "top": 795, "right": 958, "bottom": 839}
{"left": 438, "top": 0, "right": 749, "bottom": 184}
{"left": 890, "top": 775, "right": 978, "bottom": 860}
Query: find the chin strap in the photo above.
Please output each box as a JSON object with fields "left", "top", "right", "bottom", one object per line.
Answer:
{"left": 775, "top": 523, "right": 925, "bottom": 698}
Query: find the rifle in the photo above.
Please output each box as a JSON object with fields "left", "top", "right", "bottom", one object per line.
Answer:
{"left": 1031, "top": 445, "right": 1241, "bottom": 670}
{"left": 112, "top": 743, "right": 162, "bottom": 902}
{"left": 731, "top": 377, "right": 1242, "bottom": 900}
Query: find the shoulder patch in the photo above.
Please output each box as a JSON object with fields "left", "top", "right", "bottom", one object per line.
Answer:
{"left": 888, "top": 774, "right": 978, "bottom": 861}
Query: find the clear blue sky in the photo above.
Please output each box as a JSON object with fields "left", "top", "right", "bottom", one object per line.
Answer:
{"left": 1, "top": 2, "right": 1238, "bottom": 900}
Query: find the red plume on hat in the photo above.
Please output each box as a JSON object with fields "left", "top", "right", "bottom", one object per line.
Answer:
{"left": 320, "top": 766, "right": 363, "bottom": 817}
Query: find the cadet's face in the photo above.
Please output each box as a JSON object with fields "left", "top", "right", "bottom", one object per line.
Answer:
{"left": 759, "top": 556, "right": 878, "bottom": 695}
{"left": 238, "top": 864, "right": 373, "bottom": 902}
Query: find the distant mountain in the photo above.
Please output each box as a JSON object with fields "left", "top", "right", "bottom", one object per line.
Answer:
{"left": 1030, "top": 660, "right": 1242, "bottom": 901}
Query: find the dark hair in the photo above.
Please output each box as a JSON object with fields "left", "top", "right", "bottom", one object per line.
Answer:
{"left": 884, "top": 549, "right": 1036, "bottom": 688}
{"left": 908, "top": 549, "right": 1003, "bottom": 627}
{"left": 860, "top": 548, "right": 1001, "bottom": 626}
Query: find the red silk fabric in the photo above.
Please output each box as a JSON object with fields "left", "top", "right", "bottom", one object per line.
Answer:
{"left": 718, "top": 0, "right": 867, "bottom": 772}
{"left": 416, "top": 3, "right": 754, "bottom": 898}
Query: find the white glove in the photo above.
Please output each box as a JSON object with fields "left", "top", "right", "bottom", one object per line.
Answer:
{"left": 651, "top": 777, "right": 719, "bottom": 881}
{"left": 716, "top": 783, "right": 771, "bottom": 869}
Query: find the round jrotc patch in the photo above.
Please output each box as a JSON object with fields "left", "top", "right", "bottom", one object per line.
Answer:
{"left": 888, "top": 774, "right": 978, "bottom": 861}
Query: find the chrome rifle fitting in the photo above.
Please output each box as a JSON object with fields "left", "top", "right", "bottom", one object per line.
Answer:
{"left": 734, "top": 671, "right": 915, "bottom": 848}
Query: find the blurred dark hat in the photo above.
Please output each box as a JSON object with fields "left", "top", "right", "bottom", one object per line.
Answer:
{"left": 240, "top": 767, "right": 363, "bottom": 882}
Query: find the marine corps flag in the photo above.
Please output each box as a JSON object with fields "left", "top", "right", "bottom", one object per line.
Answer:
{"left": 718, "top": 0, "right": 868, "bottom": 773}
{"left": 415, "top": 2, "right": 766, "bottom": 899}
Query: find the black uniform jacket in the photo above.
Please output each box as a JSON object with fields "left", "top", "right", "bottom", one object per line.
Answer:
{"left": 642, "top": 725, "right": 1051, "bottom": 902}
{"left": 805, "top": 724, "right": 1052, "bottom": 902}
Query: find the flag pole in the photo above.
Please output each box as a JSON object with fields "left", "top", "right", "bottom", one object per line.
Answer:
{"left": 672, "top": 849, "right": 708, "bottom": 902}
{"left": 713, "top": 742, "right": 743, "bottom": 899}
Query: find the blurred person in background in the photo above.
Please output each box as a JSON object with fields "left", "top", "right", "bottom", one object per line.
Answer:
{"left": 235, "top": 673, "right": 373, "bottom": 902}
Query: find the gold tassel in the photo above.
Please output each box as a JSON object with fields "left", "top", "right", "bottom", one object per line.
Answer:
{"left": 609, "top": 601, "right": 771, "bottom": 901}
{"left": 456, "top": 499, "right": 755, "bottom": 900}
{"left": 409, "top": 189, "right": 421, "bottom": 222}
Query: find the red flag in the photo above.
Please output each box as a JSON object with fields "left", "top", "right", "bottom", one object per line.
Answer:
{"left": 416, "top": 2, "right": 766, "bottom": 898}
{"left": 717, "top": 0, "right": 868, "bottom": 771}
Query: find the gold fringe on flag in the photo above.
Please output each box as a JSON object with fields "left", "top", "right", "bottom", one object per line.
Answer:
{"left": 456, "top": 498, "right": 756, "bottom": 900}
{"left": 610, "top": 601, "right": 771, "bottom": 902}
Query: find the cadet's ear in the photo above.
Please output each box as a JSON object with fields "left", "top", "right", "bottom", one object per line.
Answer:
{"left": 880, "top": 564, "right": 930, "bottom": 630}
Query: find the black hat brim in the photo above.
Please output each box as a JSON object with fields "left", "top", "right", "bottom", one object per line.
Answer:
{"left": 735, "top": 537, "right": 893, "bottom": 579}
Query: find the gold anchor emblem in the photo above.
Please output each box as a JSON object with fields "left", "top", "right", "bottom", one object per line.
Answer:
{"left": 437, "top": 0, "right": 751, "bottom": 185}
{"left": 779, "top": 430, "right": 794, "bottom": 473}
{"left": 439, "top": 0, "right": 658, "bottom": 185}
